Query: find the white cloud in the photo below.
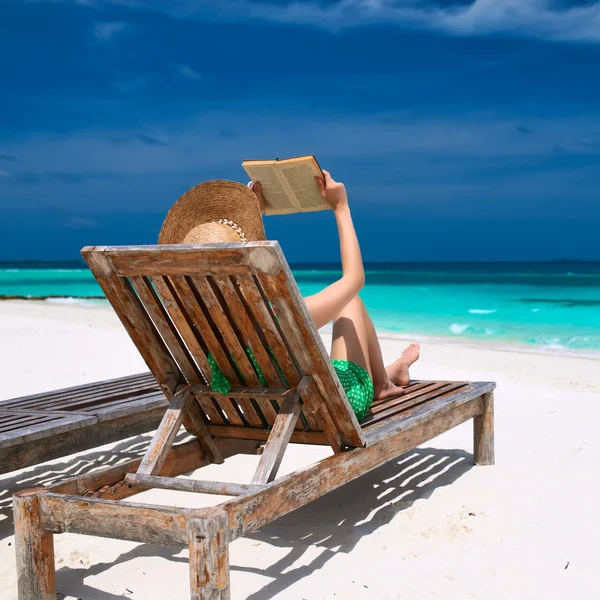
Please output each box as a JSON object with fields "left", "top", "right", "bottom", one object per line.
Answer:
{"left": 224, "top": 0, "right": 600, "bottom": 42}
{"left": 172, "top": 64, "right": 202, "bottom": 79}
{"left": 24, "top": 1, "right": 600, "bottom": 43}
{"left": 93, "top": 21, "right": 127, "bottom": 40}
{"left": 112, "top": 0, "right": 600, "bottom": 43}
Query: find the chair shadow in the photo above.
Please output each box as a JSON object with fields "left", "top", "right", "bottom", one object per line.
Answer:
{"left": 0, "top": 432, "right": 193, "bottom": 542}
{"left": 36, "top": 446, "right": 473, "bottom": 600}
{"left": 238, "top": 447, "right": 474, "bottom": 600}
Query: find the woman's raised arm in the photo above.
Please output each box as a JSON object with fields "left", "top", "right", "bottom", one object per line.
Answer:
{"left": 303, "top": 170, "right": 365, "bottom": 329}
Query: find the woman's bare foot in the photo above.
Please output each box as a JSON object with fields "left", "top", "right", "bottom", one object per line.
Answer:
{"left": 385, "top": 343, "right": 420, "bottom": 387}
{"left": 373, "top": 379, "right": 405, "bottom": 401}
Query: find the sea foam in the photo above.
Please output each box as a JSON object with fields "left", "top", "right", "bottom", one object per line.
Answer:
{"left": 449, "top": 323, "right": 469, "bottom": 334}
{"left": 468, "top": 309, "right": 497, "bottom": 315}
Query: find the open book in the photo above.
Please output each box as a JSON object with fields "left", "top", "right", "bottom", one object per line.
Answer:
{"left": 242, "top": 155, "right": 329, "bottom": 216}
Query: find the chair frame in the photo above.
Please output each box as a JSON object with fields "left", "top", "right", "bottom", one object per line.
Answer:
{"left": 13, "top": 242, "right": 495, "bottom": 599}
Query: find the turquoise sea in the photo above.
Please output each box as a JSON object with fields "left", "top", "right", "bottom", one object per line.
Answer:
{"left": 1, "top": 261, "right": 599, "bottom": 356}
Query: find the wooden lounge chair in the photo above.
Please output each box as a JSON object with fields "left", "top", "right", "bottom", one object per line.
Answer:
{"left": 0, "top": 372, "right": 167, "bottom": 475}
{"left": 13, "top": 242, "right": 495, "bottom": 600}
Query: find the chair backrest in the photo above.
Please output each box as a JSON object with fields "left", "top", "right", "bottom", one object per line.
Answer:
{"left": 82, "top": 242, "right": 364, "bottom": 450}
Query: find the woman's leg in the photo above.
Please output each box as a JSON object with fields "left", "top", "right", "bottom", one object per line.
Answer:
{"left": 330, "top": 296, "right": 405, "bottom": 400}
{"left": 360, "top": 299, "right": 420, "bottom": 387}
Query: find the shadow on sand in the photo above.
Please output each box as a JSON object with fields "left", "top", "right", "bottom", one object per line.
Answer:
{"left": 2, "top": 440, "right": 473, "bottom": 599}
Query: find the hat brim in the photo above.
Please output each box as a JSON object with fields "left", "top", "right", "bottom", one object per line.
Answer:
{"left": 158, "top": 180, "right": 266, "bottom": 244}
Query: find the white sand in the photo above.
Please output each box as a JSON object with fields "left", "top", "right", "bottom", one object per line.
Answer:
{"left": 1, "top": 300, "right": 598, "bottom": 599}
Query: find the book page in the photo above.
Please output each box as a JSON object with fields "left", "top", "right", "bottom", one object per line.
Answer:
{"left": 278, "top": 158, "right": 329, "bottom": 212}
{"left": 242, "top": 162, "right": 297, "bottom": 215}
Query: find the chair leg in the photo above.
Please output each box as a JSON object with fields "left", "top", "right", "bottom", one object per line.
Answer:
{"left": 474, "top": 392, "right": 495, "bottom": 465}
{"left": 13, "top": 489, "right": 57, "bottom": 600}
{"left": 188, "top": 507, "right": 230, "bottom": 599}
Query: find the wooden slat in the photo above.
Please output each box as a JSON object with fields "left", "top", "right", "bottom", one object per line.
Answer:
{"left": 368, "top": 381, "right": 436, "bottom": 409}
{"left": 191, "top": 277, "right": 258, "bottom": 386}
{"left": 0, "top": 413, "right": 96, "bottom": 448}
{"left": 252, "top": 392, "right": 302, "bottom": 485}
{"left": 168, "top": 276, "right": 239, "bottom": 384}
{"left": 168, "top": 277, "right": 246, "bottom": 428}
{"left": 212, "top": 275, "right": 281, "bottom": 386}
{"left": 235, "top": 275, "right": 301, "bottom": 386}
{"left": 238, "top": 275, "right": 323, "bottom": 432}
{"left": 150, "top": 276, "right": 212, "bottom": 380}
{"left": 363, "top": 383, "right": 468, "bottom": 426}
{"left": 214, "top": 397, "right": 247, "bottom": 427}
{"left": 81, "top": 249, "right": 181, "bottom": 397}
{"left": 0, "top": 414, "right": 64, "bottom": 434}
{"left": 363, "top": 382, "right": 496, "bottom": 445}
{"left": 189, "top": 385, "right": 289, "bottom": 399}
{"left": 105, "top": 244, "right": 256, "bottom": 277}
{"left": 125, "top": 473, "right": 263, "bottom": 497}
{"left": 1, "top": 372, "right": 157, "bottom": 409}
{"left": 26, "top": 388, "right": 164, "bottom": 415}
{"left": 366, "top": 382, "right": 453, "bottom": 418}
{"left": 103, "top": 242, "right": 281, "bottom": 277}
{"left": 190, "top": 276, "right": 265, "bottom": 428}
{"left": 256, "top": 269, "right": 363, "bottom": 448}
{"left": 129, "top": 276, "right": 203, "bottom": 386}
{"left": 206, "top": 425, "right": 328, "bottom": 445}
{"left": 192, "top": 394, "right": 227, "bottom": 425}
{"left": 1, "top": 407, "right": 166, "bottom": 475}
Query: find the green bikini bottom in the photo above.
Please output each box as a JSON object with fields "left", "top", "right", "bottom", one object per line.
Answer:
{"left": 207, "top": 352, "right": 374, "bottom": 422}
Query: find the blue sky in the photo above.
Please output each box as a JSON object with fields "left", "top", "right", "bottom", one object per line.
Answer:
{"left": 1, "top": 0, "right": 599, "bottom": 262}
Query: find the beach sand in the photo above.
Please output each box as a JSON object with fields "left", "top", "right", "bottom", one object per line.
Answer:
{"left": 1, "top": 300, "right": 598, "bottom": 599}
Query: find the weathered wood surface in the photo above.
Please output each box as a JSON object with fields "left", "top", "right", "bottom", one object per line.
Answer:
{"left": 188, "top": 508, "right": 230, "bottom": 599}
{"left": 362, "top": 381, "right": 495, "bottom": 445}
{"left": 83, "top": 242, "right": 365, "bottom": 452}
{"left": 40, "top": 493, "right": 189, "bottom": 545}
{"left": 224, "top": 395, "right": 484, "bottom": 540}
{"left": 182, "top": 391, "right": 225, "bottom": 465}
{"left": 206, "top": 425, "right": 328, "bottom": 445}
{"left": 13, "top": 488, "right": 57, "bottom": 600}
{"left": 101, "top": 242, "right": 279, "bottom": 277}
{"left": 0, "top": 371, "right": 159, "bottom": 411}
{"left": 0, "top": 412, "right": 94, "bottom": 447}
{"left": 81, "top": 249, "right": 182, "bottom": 399}
{"left": 0, "top": 406, "right": 166, "bottom": 475}
{"left": 252, "top": 392, "right": 302, "bottom": 485}
{"left": 474, "top": 391, "right": 495, "bottom": 465}
{"left": 125, "top": 473, "right": 264, "bottom": 496}
{"left": 137, "top": 389, "right": 189, "bottom": 475}
{"left": 0, "top": 371, "right": 172, "bottom": 474}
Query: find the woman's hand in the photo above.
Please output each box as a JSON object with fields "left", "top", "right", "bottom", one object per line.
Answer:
{"left": 248, "top": 181, "right": 266, "bottom": 214}
{"left": 316, "top": 170, "right": 348, "bottom": 213}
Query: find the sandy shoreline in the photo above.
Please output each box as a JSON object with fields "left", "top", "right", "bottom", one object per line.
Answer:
{"left": 1, "top": 300, "right": 599, "bottom": 599}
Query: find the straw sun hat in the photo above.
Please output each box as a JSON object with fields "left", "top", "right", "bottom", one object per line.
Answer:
{"left": 158, "top": 180, "right": 266, "bottom": 244}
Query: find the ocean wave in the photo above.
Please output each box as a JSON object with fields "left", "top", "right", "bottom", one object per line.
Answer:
{"left": 449, "top": 323, "right": 469, "bottom": 334}
{"left": 44, "top": 297, "right": 104, "bottom": 307}
{"left": 468, "top": 309, "right": 497, "bottom": 314}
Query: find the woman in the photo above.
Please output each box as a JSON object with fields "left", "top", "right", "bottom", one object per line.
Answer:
{"left": 159, "top": 175, "right": 420, "bottom": 421}
{"left": 251, "top": 170, "right": 420, "bottom": 419}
